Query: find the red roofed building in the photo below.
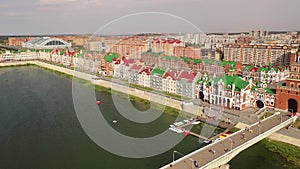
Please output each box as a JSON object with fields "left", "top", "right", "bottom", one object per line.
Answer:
{"left": 176, "top": 71, "right": 201, "bottom": 98}
{"left": 113, "top": 57, "right": 136, "bottom": 79}
{"left": 151, "top": 38, "right": 184, "bottom": 56}
{"left": 162, "top": 70, "right": 180, "bottom": 94}
{"left": 138, "top": 67, "right": 153, "bottom": 87}
{"left": 128, "top": 64, "right": 144, "bottom": 84}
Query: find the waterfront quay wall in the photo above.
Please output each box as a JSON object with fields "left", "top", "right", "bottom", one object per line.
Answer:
{"left": 0, "top": 61, "right": 204, "bottom": 116}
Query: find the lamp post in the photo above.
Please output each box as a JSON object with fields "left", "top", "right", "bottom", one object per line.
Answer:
{"left": 172, "top": 150, "right": 185, "bottom": 163}
{"left": 229, "top": 138, "right": 233, "bottom": 151}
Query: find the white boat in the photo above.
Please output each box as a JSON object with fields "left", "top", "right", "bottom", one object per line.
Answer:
{"left": 203, "top": 140, "right": 211, "bottom": 144}
{"left": 192, "top": 121, "right": 201, "bottom": 125}
{"left": 212, "top": 138, "right": 221, "bottom": 143}
{"left": 168, "top": 127, "right": 184, "bottom": 134}
{"left": 112, "top": 120, "right": 118, "bottom": 123}
{"left": 173, "top": 121, "right": 184, "bottom": 126}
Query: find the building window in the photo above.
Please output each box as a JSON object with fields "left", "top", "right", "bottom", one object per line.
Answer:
{"left": 291, "top": 82, "right": 295, "bottom": 88}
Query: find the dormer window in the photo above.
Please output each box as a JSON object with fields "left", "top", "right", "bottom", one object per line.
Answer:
{"left": 227, "top": 85, "right": 231, "bottom": 89}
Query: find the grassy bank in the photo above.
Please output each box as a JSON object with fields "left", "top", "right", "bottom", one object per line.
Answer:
{"left": 0, "top": 63, "right": 36, "bottom": 68}
{"left": 262, "top": 139, "right": 300, "bottom": 168}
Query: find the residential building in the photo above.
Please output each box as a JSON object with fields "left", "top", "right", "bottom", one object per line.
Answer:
{"left": 113, "top": 57, "right": 135, "bottom": 80}
{"left": 150, "top": 67, "right": 166, "bottom": 90}
{"left": 223, "top": 44, "right": 297, "bottom": 66}
{"left": 128, "top": 64, "right": 144, "bottom": 84}
{"left": 223, "top": 61, "right": 243, "bottom": 76}
{"left": 251, "top": 82, "right": 276, "bottom": 108}
{"left": 176, "top": 71, "right": 200, "bottom": 99}
{"left": 242, "top": 66, "right": 289, "bottom": 83}
{"left": 138, "top": 67, "right": 153, "bottom": 88}
{"left": 109, "top": 36, "right": 150, "bottom": 59}
{"left": 162, "top": 70, "right": 179, "bottom": 94}
{"left": 8, "top": 37, "right": 32, "bottom": 46}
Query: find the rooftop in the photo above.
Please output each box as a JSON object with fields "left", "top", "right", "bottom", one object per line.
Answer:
{"left": 104, "top": 53, "right": 119, "bottom": 63}
{"left": 151, "top": 67, "right": 166, "bottom": 77}
{"left": 178, "top": 71, "right": 198, "bottom": 82}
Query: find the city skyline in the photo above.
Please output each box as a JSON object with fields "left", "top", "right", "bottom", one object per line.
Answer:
{"left": 1, "top": 0, "right": 300, "bottom": 35}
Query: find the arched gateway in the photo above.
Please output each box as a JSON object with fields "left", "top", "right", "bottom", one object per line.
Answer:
{"left": 288, "top": 99, "right": 298, "bottom": 113}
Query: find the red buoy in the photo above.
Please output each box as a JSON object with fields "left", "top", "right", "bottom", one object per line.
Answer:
{"left": 96, "top": 101, "right": 101, "bottom": 105}
{"left": 184, "top": 131, "right": 190, "bottom": 137}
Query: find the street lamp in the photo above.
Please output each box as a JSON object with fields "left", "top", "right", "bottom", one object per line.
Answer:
{"left": 229, "top": 138, "right": 233, "bottom": 151}
{"left": 172, "top": 150, "right": 185, "bottom": 163}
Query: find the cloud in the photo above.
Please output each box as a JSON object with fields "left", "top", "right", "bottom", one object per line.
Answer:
{"left": 38, "top": 0, "right": 79, "bottom": 5}
{"left": 2, "top": 11, "right": 22, "bottom": 17}
{"left": 37, "top": 0, "right": 102, "bottom": 9}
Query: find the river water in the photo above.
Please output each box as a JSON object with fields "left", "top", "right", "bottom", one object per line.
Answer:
{"left": 0, "top": 66, "right": 290, "bottom": 169}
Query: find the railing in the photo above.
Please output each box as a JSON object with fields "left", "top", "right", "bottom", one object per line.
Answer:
{"left": 161, "top": 113, "right": 297, "bottom": 169}
{"left": 200, "top": 115, "right": 297, "bottom": 169}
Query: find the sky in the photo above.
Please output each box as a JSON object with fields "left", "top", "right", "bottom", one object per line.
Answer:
{"left": 0, "top": 0, "right": 299, "bottom": 35}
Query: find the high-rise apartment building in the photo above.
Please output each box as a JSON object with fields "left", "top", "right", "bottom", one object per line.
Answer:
{"left": 223, "top": 44, "right": 297, "bottom": 66}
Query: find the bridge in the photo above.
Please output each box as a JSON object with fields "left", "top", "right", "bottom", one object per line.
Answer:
{"left": 160, "top": 112, "right": 298, "bottom": 169}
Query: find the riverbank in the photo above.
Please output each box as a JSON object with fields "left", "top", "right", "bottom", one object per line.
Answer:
{"left": 262, "top": 139, "right": 300, "bottom": 168}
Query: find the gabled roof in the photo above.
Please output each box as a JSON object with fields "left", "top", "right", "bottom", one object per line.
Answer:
{"left": 177, "top": 71, "right": 198, "bottom": 82}
{"left": 139, "top": 67, "right": 153, "bottom": 75}
{"left": 212, "top": 75, "right": 249, "bottom": 91}
{"left": 104, "top": 53, "right": 119, "bottom": 63}
{"left": 123, "top": 58, "right": 135, "bottom": 65}
{"left": 258, "top": 67, "right": 269, "bottom": 73}
{"left": 223, "top": 61, "right": 237, "bottom": 67}
{"left": 163, "top": 70, "right": 179, "bottom": 80}
{"left": 161, "top": 55, "right": 181, "bottom": 61}
{"left": 202, "top": 59, "right": 222, "bottom": 66}
{"left": 151, "top": 67, "right": 166, "bottom": 77}
{"left": 251, "top": 67, "right": 259, "bottom": 72}
{"left": 130, "top": 64, "right": 143, "bottom": 71}
{"left": 245, "top": 65, "right": 253, "bottom": 71}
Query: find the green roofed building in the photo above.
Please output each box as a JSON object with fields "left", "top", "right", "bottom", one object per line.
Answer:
{"left": 205, "top": 74, "right": 252, "bottom": 110}
{"left": 150, "top": 67, "right": 166, "bottom": 90}
{"left": 250, "top": 81, "right": 276, "bottom": 108}
{"left": 104, "top": 53, "right": 119, "bottom": 63}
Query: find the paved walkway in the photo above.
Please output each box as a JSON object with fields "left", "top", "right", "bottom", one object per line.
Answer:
{"left": 161, "top": 112, "right": 294, "bottom": 169}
